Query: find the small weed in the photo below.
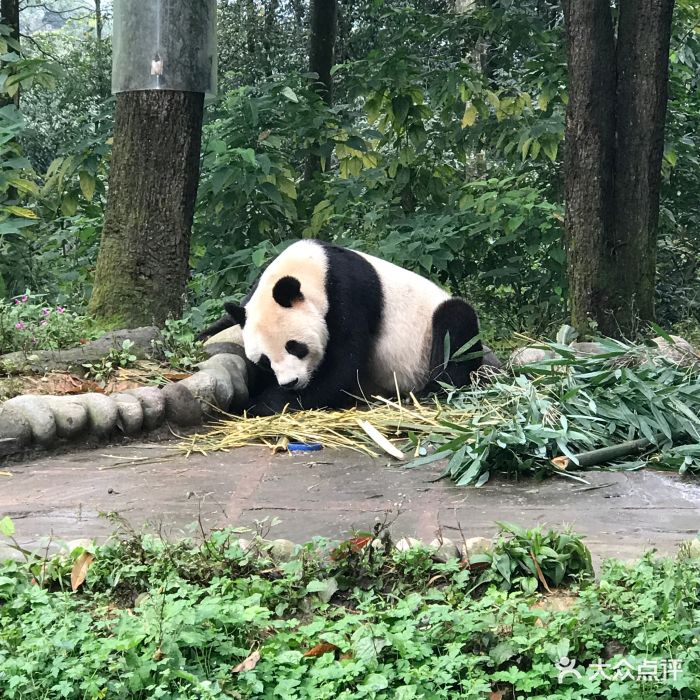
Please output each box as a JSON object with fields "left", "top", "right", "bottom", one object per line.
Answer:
{"left": 82, "top": 339, "right": 137, "bottom": 383}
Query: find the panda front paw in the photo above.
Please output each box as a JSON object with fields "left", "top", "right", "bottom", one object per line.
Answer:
{"left": 246, "top": 387, "right": 302, "bottom": 417}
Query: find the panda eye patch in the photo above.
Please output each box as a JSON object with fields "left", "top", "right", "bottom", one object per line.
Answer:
{"left": 285, "top": 340, "right": 309, "bottom": 359}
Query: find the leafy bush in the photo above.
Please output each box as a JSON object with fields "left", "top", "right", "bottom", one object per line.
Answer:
{"left": 0, "top": 292, "right": 96, "bottom": 355}
{"left": 1, "top": 519, "right": 700, "bottom": 698}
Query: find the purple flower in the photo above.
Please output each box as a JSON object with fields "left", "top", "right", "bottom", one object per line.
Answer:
{"left": 42, "top": 307, "right": 51, "bottom": 316}
{"left": 15, "top": 321, "right": 24, "bottom": 330}
{"left": 40, "top": 320, "right": 48, "bottom": 326}
{"left": 14, "top": 299, "right": 20, "bottom": 305}
{"left": 56, "top": 306, "right": 66, "bottom": 314}
{"left": 20, "top": 294, "right": 28, "bottom": 302}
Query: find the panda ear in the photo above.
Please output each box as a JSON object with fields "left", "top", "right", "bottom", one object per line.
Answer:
{"left": 224, "top": 302, "right": 247, "bottom": 328}
{"left": 272, "top": 276, "right": 304, "bottom": 308}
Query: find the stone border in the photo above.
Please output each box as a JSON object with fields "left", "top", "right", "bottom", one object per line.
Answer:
{"left": 0, "top": 342, "right": 250, "bottom": 458}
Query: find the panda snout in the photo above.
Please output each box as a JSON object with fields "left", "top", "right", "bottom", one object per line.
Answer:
{"left": 280, "top": 378, "right": 299, "bottom": 389}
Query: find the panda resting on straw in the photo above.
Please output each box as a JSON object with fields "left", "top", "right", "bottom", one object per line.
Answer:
{"left": 199, "top": 240, "right": 489, "bottom": 417}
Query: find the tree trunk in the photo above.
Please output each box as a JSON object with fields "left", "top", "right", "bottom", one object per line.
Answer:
{"left": 562, "top": 0, "right": 617, "bottom": 335}
{"left": 308, "top": 0, "right": 337, "bottom": 104}
{"left": 1, "top": 0, "right": 20, "bottom": 107}
{"left": 304, "top": 0, "right": 337, "bottom": 182}
{"left": 612, "top": 0, "right": 675, "bottom": 331}
{"left": 89, "top": 91, "right": 204, "bottom": 327}
{"left": 562, "top": 0, "right": 675, "bottom": 337}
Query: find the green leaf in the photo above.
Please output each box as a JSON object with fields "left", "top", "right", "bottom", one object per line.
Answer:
{"left": 61, "top": 196, "right": 78, "bottom": 217}
{"left": 79, "top": 171, "right": 96, "bottom": 202}
{"left": 0, "top": 516, "right": 15, "bottom": 537}
{"left": 281, "top": 87, "right": 299, "bottom": 103}
{"left": 461, "top": 102, "right": 478, "bottom": 128}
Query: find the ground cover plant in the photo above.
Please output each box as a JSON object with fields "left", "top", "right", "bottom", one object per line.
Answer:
{"left": 0, "top": 517, "right": 699, "bottom": 699}
{"left": 184, "top": 335, "right": 700, "bottom": 486}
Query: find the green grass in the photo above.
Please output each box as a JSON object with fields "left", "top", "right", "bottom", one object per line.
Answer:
{"left": 1, "top": 520, "right": 700, "bottom": 699}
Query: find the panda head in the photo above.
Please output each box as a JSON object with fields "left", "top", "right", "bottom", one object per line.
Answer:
{"left": 225, "top": 275, "right": 328, "bottom": 390}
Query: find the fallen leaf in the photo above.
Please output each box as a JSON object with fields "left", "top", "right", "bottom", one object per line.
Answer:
{"left": 490, "top": 690, "right": 506, "bottom": 700}
{"left": 303, "top": 642, "right": 340, "bottom": 658}
{"left": 0, "top": 471, "right": 12, "bottom": 477}
{"left": 348, "top": 535, "right": 373, "bottom": 552}
{"left": 357, "top": 419, "right": 405, "bottom": 460}
{"left": 153, "top": 647, "right": 165, "bottom": 661}
{"left": 71, "top": 551, "right": 94, "bottom": 591}
{"left": 104, "top": 379, "right": 146, "bottom": 394}
{"left": 160, "top": 371, "right": 192, "bottom": 383}
{"left": 232, "top": 649, "right": 261, "bottom": 673}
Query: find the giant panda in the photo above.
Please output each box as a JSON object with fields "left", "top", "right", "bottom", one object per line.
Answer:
{"left": 199, "top": 240, "right": 485, "bottom": 416}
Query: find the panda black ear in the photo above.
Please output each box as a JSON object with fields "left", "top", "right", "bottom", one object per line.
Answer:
{"left": 224, "top": 302, "right": 247, "bottom": 328}
{"left": 272, "top": 276, "right": 304, "bottom": 308}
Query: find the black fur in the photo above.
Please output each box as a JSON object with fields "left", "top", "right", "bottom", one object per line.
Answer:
{"left": 247, "top": 242, "right": 384, "bottom": 416}
{"left": 272, "top": 276, "right": 304, "bottom": 308}
{"left": 426, "top": 298, "right": 483, "bottom": 391}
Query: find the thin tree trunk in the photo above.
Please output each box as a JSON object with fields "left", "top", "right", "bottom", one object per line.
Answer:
{"left": 89, "top": 91, "right": 204, "bottom": 327}
{"left": 308, "top": 0, "right": 337, "bottom": 104}
{"left": 562, "top": 0, "right": 617, "bottom": 335}
{"left": 304, "top": 0, "right": 337, "bottom": 182}
{"left": 1, "top": 0, "right": 20, "bottom": 107}
{"left": 613, "top": 0, "right": 675, "bottom": 330}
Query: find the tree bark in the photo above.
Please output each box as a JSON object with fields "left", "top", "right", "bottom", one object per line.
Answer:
{"left": 562, "top": 0, "right": 675, "bottom": 337}
{"left": 304, "top": 0, "right": 337, "bottom": 182}
{"left": 613, "top": 0, "right": 675, "bottom": 329}
{"left": 308, "top": 0, "right": 337, "bottom": 104}
{"left": 562, "top": 0, "right": 617, "bottom": 335}
{"left": 1, "top": 0, "right": 20, "bottom": 107}
{"left": 89, "top": 91, "right": 204, "bottom": 327}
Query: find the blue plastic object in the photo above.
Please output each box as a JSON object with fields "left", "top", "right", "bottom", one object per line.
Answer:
{"left": 288, "top": 442, "right": 323, "bottom": 453}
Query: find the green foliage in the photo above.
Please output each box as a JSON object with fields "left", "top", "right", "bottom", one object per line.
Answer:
{"left": 0, "top": 291, "right": 95, "bottom": 355}
{"left": 82, "top": 339, "right": 137, "bottom": 383}
{"left": 472, "top": 522, "right": 593, "bottom": 594}
{"left": 410, "top": 336, "right": 700, "bottom": 485}
{"left": 151, "top": 318, "right": 208, "bottom": 372}
{"left": 1, "top": 521, "right": 700, "bottom": 698}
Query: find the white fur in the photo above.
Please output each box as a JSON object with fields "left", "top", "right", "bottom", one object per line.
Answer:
{"left": 242, "top": 240, "right": 451, "bottom": 394}
{"left": 242, "top": 241, "right": 329, "bottom": 389}
{"left": 356, "top": 251, "right": 450, "bottom": 392}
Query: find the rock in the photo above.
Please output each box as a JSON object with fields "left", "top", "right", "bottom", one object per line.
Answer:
{"left": 269, "top": 538, "right": 296, "bottom": 561}
{"left": 126, "top": 386, "right": 166, "bottom": 430}
{"left": 203, "top": 325, "right": 243, "bottom": 347}
{"left": 481, "top": 344, "right": 502, "bottom": 370}
{"left": 44, "top": 396, "right": 89, "bottom": 439}
{"left": 509, "top": 347, "right": 553, "bottom": 367}
{"left": 395, "top": 537, "right": 423, "bottom": 552}
{"left": 202, "top": 342, "right": 247, "bottom": 362}
{"left": 197, "top": 367, "right": 234, "bottom": 411}
{"left": 73, "top": 394, "right": 119, "bottom": 437}
{"left": 0, "top": 403, "right": 32, "bottom": 453}
{"left": 160, "top": 382, "right": 203, "bottom": 426}
{"left": 198, "top": 353, "right": 248, "bottom": 384}
{"left": 570, "top": 341, "right": 607, "bottom": 356}
{"left": 178, "top": 371, "right": 220, "bottom": 416}
{"left": 0, "top": 395, "right": 56, "bottom": 446}
{"left": 110, "top": 393, "right": 144, "bottom": 436}
{"left": 462, "top": 536, "right": 492, "bottom": 558}
{"left": 650, "top": 335, "right": 698, "bottom": 366}
{"left": 0, "top": 326, "right": 160, "bottom": 374}
{"left": 429, "top": 537, "right": 460, "bottom": 562}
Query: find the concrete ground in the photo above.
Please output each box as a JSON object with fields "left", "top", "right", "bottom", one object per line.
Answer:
{"left": 2, "top": 440, "right": 699, "bottom": 564}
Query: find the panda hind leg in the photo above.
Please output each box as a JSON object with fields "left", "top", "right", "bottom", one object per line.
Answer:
{"left": 427, "top": 298, "right": 482, "bottom": 390}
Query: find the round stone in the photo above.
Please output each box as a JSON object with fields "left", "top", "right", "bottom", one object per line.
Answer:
{"left": 110, "top": 392, "right": 144, "bottom": 436}
{"left": 178, "top": 372, "right": 219, "bottom": 416}
{"left": 73, "top": 394, "right": 119, "bottom": 437}
{"left": 160, "top": 382, "right": 203, "bottom": 426}
{"left": 44, "top": 396, "right": 89, "bottom": 439}
{"left": 0, "top": 403, "right": 32, "bottom": 452}
{"left": 429, "top": 537, "right": 460, "bottom": 562}
{"left": 126, "top": 386, "right": 166, "bottom": 430}
{"left": 1, "top": 395, "right": 56, "bottom": 446}
{"left": 197, "top": 367, "right": 234, "bottom": 411}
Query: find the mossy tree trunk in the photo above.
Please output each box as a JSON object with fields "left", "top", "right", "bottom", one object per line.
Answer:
{"left": 89, "top": 90, "right": 204, "bottom": 327}
{"left": 562, "top": 0, "right": 674, "bottom": 338}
